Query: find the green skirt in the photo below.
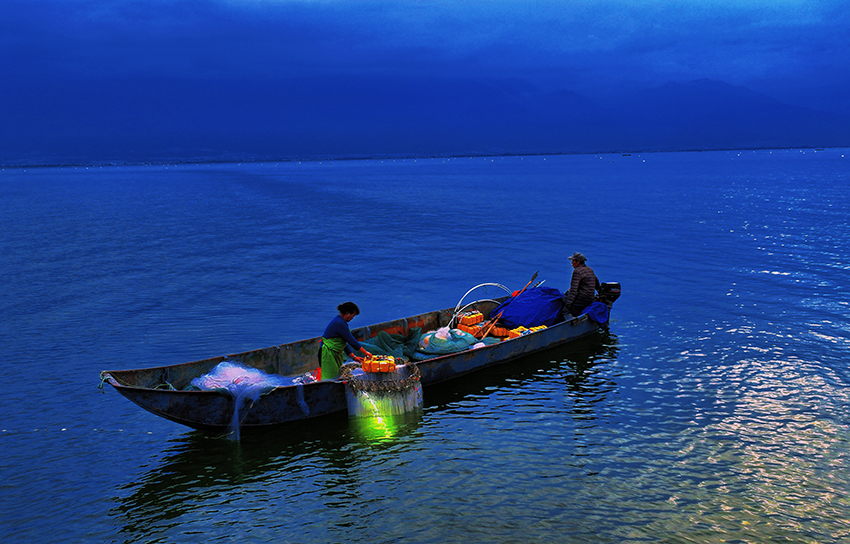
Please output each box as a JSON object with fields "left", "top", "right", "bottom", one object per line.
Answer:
{"left": 320, "top": 336, "right": 347, "bottom": 380}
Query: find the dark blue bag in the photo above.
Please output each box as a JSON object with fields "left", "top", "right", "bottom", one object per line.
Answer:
{"left": 581, "top": 301, "right": 610, "bottom": 326}
{"left": 490, "top": 286, "right": 564, "bottom": 328}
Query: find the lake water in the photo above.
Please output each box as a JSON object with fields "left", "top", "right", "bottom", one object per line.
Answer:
{"left": 2, "top": 149, "right": 849, "bottom": 543}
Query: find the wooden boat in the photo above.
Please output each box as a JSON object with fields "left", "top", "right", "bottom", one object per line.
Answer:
{"left": 101, "top": 285, "right": 619, "bottom": 433}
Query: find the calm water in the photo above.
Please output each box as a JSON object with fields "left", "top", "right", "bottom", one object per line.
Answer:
{"left": 2, "top": 150, "right": 850, "bottom": 543}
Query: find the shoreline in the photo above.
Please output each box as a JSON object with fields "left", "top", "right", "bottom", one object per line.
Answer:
{"left": 1, "top": 145, "right": 845, "bottom": 170}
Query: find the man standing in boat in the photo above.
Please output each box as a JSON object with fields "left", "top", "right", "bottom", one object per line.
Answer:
{"left": 562, "top": 252, "right": 599, "bottom": 318}
{"left": 318, "top": 302, "right": 372, "bottom": 380}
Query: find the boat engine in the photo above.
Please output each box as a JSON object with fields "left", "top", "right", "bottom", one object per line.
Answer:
{"left": 597, "top": 282, "right": 621, "bottom": 305}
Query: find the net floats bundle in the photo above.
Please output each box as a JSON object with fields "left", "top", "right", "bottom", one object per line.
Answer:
{"left": 360, "top": 354, "right": 397, "bottom": 373}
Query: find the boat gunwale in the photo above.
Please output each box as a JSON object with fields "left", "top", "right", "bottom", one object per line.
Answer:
{"left": 101, "top": 298, "right": 507, "bottom": 386}
{"left": 101, "top": 298, "right": 605, "bottom": 431}
{"left": 102, "top": 310, "right": 594, "bottom": 393}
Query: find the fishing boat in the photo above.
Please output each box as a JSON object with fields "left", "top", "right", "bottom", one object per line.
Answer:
{"left": 101, "top": 282, "right": 620, "bottom": 433}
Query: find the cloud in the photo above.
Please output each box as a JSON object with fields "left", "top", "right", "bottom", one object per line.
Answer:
{"left": 5, "top": 0, "right": 848, "bottom": 86}
{"left": 3, "top": 0, "right": 849, "bottom": 162}
{"left": 5, "top": 0, "right": 842, "bottom": 93}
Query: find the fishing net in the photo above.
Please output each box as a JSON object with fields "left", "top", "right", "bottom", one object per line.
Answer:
{"left": 190, "top": 361, "right": 315, "bottom": 439}
{"left": 357, "top": 325, "right": 495, "bottom": 363}
{"left": 339, "top": 362, "right": 421, "bottom": 393}
{"left": 416, "top": 327, "right": 477, "bottom": 355}
{"left": 359, "top": 327, "right": 424, "bottom": 359}
{"left": 339, "top": 362, "right": 423, "bottom": 417}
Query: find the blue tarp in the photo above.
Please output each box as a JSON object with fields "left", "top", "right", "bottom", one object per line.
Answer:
{"left": 581, "top": 301, "right": 610, "bottom": 326}
{"left": 490, "top": 286, "right": 564, "bottom": 328}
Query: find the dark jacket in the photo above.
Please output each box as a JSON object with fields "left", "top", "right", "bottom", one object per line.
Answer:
{"left": 563, "top": 263, "right": 599, "bottom": 315}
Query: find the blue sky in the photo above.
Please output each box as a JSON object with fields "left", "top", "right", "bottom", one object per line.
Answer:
{"left": 2, "top": 0, "right": 849, "bottom": 162}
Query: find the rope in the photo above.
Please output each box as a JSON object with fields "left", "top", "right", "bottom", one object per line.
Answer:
{"left": 98, "top": 372, "right": 111, "bottom": 390}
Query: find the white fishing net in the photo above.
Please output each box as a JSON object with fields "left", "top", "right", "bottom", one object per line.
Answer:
{"left": 191, "top": 361, "right": 314, "bottom": 439}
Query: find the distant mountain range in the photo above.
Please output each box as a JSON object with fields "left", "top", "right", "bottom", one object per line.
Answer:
{"left": 1, "top": 76, "right": 848, "bottom": 165}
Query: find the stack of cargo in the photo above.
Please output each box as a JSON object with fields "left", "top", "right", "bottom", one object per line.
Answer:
{"left": 459, "top": 310, "right": 484, "bottom": 326}
{"left": 456, "top": 310, "right": 483, "bottom": 334}
{"left": 488, "top": 325, "right": 510, "bottom": 338}
{"left": 453, "top": 310, "right": 546, "bottom": 341}
{"left": 456, "top": 310, "right": 484, "bottom": 335}
{"left": 508, "top": 325, "right": 547, "bottom": 338}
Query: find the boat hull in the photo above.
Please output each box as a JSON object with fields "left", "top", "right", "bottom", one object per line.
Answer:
{"left": 102, "top": 300, "right": 603, "bottom": 432}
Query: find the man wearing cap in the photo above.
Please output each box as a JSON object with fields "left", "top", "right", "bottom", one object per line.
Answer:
{"left": 562, "top": 252, "right": 599, "bottom": 318}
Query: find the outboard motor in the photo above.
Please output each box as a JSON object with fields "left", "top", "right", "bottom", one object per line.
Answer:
{"left": 597, "top": 282, "right": 621, "bottom": 306}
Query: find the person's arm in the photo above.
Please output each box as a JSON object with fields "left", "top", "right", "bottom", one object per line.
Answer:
{"left": 351, "top": 346, "right": 372, "bottom": 362}
{"left": 563, "top": 271, "right": 580, "bottom": 307}
{"left": 334, "top": 320, "right": 372, "bottom": 361}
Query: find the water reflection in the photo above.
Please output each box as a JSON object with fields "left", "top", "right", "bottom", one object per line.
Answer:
{"left": 347, "top": 411, "right": 424, "bottom": 445}
{"left": 111, "top": 333, "right": 621, "bottom": 542}
{"left": 424, "top": 333, "right": 619, "bottom": 414}
{"left": 111, "top": 408, "right": 428, "bottom": 541}
{"left": 112, "top": 415, "right": 335, "bottom": 539}
{"left": 563, "top": 331, "right": 620, "bottom": 385}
